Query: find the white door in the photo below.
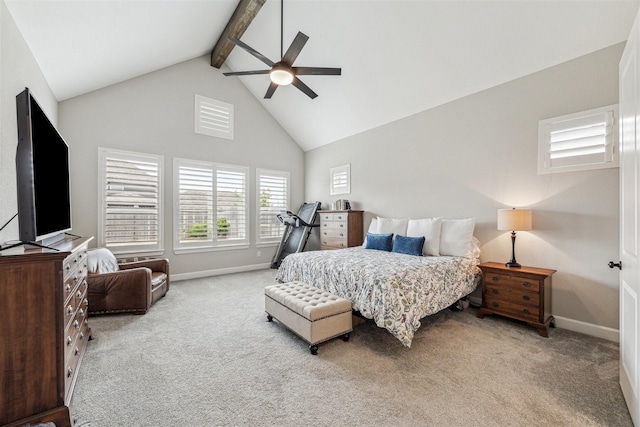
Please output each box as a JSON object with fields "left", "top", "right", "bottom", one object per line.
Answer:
{"left": 619, "top": 10, "right": 640, "bottom": 426}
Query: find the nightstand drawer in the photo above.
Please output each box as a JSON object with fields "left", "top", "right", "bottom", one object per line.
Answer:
{"left": 485, "top": 272, "right": 540, "bottom": 292}
{"left": 484, "top": 296, "right": 539, "bottom": 321}
{"left": 485, "top": 284, "right": 537, "bottom": 305}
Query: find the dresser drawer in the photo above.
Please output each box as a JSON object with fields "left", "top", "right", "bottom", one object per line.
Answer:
{"left": 484, "top": 296, "right": 539, "bottom": 322}
{"left": 321, "top": 226, "right": 348, "bottom": 239}
{"left": 485, "top": 283, "right": 538, "bottom": 305}
{"left": 321, "top": 237, "right": 348, "bottom": 249}
{"left": 484, "top": 272, "right": 540, "bottom": 293}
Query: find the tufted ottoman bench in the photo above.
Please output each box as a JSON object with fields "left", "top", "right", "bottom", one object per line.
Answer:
{"left": 265, "top": 282, "right": 352, "bottom": 355}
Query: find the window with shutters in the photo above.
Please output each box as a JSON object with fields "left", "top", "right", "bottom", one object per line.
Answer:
{"left": 195, "top": 94, "right": 234, "bottom": 140}
{"left": 98, "top": 148, "right": 164, "bottom": 254}
{"left": 538, "top": 104, "right": 619, "bottom": 174}
{"left": 257, "top": 169, "right": 290, "bottom": 245}
{"left": 174, "top": 158, "right": 248, "bottom": 253}
{"left": 330, "top": 164, "right": 350, "bottom": 195}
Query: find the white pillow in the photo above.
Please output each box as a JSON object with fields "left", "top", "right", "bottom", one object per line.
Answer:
{"left": 440, "top": 218, "right": 476, "bottom": 258}
{"left": 87, "top": 248, "right": 119, "bottom": 274}
{"left": 406, "top": 217, "right": 442, "bottom": 256}
{"left": 362, "top": 217, "right": 379, "bottom": 247}
{"left": 376, "top": 217, "right": 408, "bottom": 236}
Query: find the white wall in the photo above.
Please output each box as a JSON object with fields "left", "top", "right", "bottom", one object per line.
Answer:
{"left": 305, "top": 43, "right": 624, "bottom": 336}
{"left": 0, "top": 0, "right": 58, "bottom": 246}
{"left": 58, "top": 55, "right": 305, "bottom": 277}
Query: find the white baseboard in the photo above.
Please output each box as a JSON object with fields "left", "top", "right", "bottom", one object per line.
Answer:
{"left": 553, "top": 315, "right": 619, "bottom": 343}
{"left": 171, "top": 262, "right": 272, "bottom": 282}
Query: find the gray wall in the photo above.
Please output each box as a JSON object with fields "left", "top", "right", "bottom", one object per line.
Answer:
{"left": 0, "top": 1, "right": 58, "bottom": 245}
{"left": 58, "top": 55, "right": 305, "bottom": 276}
{"left": 305, "top": 43, "right": 624, "bottom": 333}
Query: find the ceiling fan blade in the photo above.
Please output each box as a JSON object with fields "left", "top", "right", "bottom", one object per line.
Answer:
{"left": 264, "top": 82, "right": 278, "bottom": 99}
{"left": 281, "top": 32, "right": 309, "bottom": 66}
{"left": 223, "top": 70, "right": 271, "bottom": 76}
{"left": 291, "top": 76, "right": 318, "bottom": 99}
{"left": 228, "top": 37, "right": 275, "bottom": 67}
{"left": 292, "top": 67, "right": 342, "bottom": 76}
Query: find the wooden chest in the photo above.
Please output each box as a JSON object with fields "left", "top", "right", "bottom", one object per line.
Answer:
{"left": 477, "top": 262, "right": 555, "bottom": 337}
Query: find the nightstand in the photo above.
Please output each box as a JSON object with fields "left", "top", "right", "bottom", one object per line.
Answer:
{"left": 476, "top": 262, "right": 556, "bottom": 337}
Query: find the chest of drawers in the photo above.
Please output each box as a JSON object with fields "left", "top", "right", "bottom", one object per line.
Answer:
{"left": 476, "top": 262, "right": 555, "bottom": 337}
{"left": 319, "top": 210, "right": 364, "bottom": 250}
{"left": 0, "top": 236, "right": 92, "bottom": 427}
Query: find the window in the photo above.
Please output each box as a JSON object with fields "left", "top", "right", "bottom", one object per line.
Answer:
{"left": 330, "top": 164, "right": 350, "bottom": 195}
{"left": 174, "top": 158, "right": 248, "bottom": 253}
{"left": 195, "top": 94, "right": 234, "bottom": 140}
{"left": 538, "top": 104, "right": 618, "bottom": 174}
{"left": 257, "top": 169, "right": 289, "bottom": 245}
{"left": 98, "top": 148, "right": 164, "bottom": 254}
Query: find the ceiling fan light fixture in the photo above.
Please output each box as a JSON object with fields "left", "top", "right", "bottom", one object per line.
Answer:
{"left": 270, "top": 64, "right": 294, "bottom": 85}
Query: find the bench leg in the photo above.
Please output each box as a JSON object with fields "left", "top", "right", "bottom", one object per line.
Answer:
{"left": 267, "top": 314, "right": 273, "bottom": 322}
{"left": 309, "top": 345, "right": 318, "bottom": 355}
{"left": 341, "top": 333, "right": 350, "bottom": 342}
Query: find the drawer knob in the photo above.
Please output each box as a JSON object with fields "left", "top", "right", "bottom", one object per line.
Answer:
{"left": 67, "top": 336, "right": 72, "bottom": 346}
{"left": 66, "top": 284, "right": 71, "bottom": 292}
{"left": 67, "top": 306, "right": 73, "bottom": 315}
{"left": 67, "top": 367, "right": 73, "bottom": 378}
{"left": 522, "top": 281, "right": 531, "bottom": 287}
{"left": 492, "top": 289, "right": 499, "bottom": 295}
{"left": 74, "top": 320, "right": 80, "bottom": 329}
{"left": 75, "top": 347, "right": 80, "bottom": 356}
{"left": 491, "top": 302, "right": 499, "bottom": 308}
{"left": 84, "top": 298, "right": 89, "bottom": 307}
{"left": 492, "top": 276, "right": 499, "bottom": 282}
{"left": 80, "top": 332, "right": 85, "bottom": 341}
{"left": 523, "top": 309, "right": 531, "bottom": 314}
{"left": 522, "top": 295, "right": 531, "bottom": 301}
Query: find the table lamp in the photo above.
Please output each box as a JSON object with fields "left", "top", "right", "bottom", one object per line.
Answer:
{"left": 497, "top": 208, "right": 532, "bottom": 268}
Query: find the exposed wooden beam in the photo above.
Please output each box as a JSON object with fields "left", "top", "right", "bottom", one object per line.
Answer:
{"left": 210, "top": 0, "right": 266, "bottom": 69}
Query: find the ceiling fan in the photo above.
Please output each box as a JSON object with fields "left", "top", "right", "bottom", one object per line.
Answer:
{"left": 223, "top": 0, "right": 341, "bottom": 99}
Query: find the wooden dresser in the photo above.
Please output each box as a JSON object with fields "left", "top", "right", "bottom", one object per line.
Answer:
{"left": 476, "top": 262, "right": 555, "bottom": 337}
{"left": 1, "top": 236, "right": 92, "bottom": 427}
{"left": 319, "top": 210, "right": 364, "bottom": 250}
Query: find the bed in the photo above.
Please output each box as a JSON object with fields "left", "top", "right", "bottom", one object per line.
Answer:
{"left": 275, "top": 233, "right": 480, "bottom": 347}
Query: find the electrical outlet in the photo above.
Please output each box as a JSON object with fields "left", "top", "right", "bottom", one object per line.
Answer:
{"left": 257, "top": 251, "right": 262, "bottom": 257}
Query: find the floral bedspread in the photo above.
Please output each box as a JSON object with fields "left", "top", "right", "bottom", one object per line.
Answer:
{"left": 275, "top": 247, "right": 480, "bottom": 347}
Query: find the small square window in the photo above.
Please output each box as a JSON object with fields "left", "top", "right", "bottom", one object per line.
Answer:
{"left": 330, "top": 164, "right": 350, "bottom": 195}
{"left": 195, "top": 94, "right": 234, "bottom": 140}
{"left": 538, "top": 104, "right": 618, "bottom": 174}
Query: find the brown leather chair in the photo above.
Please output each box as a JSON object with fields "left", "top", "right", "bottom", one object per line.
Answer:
{"left": 87, "top": 258, "right": 170, "bottom": 315}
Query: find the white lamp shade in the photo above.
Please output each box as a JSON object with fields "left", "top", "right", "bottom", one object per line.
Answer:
{"left": 497, "top": 208, "right": 532, "bottom": 231}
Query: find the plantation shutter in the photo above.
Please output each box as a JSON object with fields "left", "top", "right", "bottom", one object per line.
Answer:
{"left": 177, "top": 162, "right": 214, "bottom": 243}
{"left": 99, "top": 149, "right": 163, "bottom": 253}
{"left": 258, "top": 169, "right": 289, "bottom": 243}
{"left": 538, "top": 105, "right": 618, "bottom": 174}
{"left": 330, "top": 164, "right": 350, "bottom": 195}
{"left": 195, "top": 95, "right": 234, "bottom": 140}
{"left": 217, "top": 166, "right": 247, "bottom": 241}
{"left": 173, "top": 159, "right": 248, "bottom": 252}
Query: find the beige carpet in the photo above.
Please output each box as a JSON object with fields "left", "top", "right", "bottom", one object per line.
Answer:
{"left": 71, "top": 269, "right": 632, "bottom": 426}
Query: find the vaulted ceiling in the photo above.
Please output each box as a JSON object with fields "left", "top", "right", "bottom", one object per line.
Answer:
{"left": 5, "top": 0, "right": 639, "bottom": 151}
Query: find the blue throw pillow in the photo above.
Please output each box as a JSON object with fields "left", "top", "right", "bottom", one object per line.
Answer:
{"left": 392, "top": 235, "right": 425, "bottom": 256}
{"left": 365, "top": 233, "right": 393, "bottom": 251}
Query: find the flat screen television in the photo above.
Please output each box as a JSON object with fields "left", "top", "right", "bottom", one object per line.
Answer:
{"left": 15, "top": 87, "right": 72, "bottom": 246}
